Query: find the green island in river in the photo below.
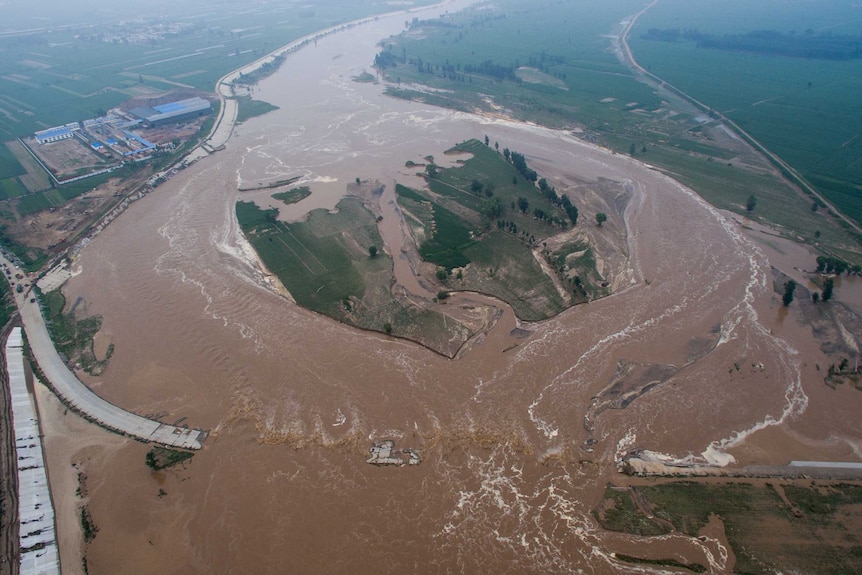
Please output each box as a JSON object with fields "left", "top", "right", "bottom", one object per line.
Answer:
{"left": 236, "top": 138, "right": 628, "bottom": 356}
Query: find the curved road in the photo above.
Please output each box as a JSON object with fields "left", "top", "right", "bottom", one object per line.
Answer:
{"left": 2, "top": 257, "right": 204, "bottom": 450}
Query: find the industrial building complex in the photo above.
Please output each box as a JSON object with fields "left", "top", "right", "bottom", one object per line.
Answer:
{"left": 22, "top": 96, "right": 212, "bottom": 186}
{"left": 128, "top": 97, "right": 212, "bottom": 127}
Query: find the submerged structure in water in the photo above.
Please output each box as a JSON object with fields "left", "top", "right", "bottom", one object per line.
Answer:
{"left": 367, "top": 440, "right": 421, "bottom": 467}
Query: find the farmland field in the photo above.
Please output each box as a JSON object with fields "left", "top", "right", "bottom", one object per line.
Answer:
{"left": 628, "top": 0, "right": 862, "bottom": 225}
{"left": 0, "top": 142, "right": 26, "bottom": 180}
{"left": 0, "top": 0, "right": 436, "bottom": 142}
{"left": 0, "top": 177, "right": 27, "bottom": 201}
{"left": 596, "top": 481, "right": 862, "bottom": 575}
{"left": 396, "top": 140, "right": 609, "bottom": 320}
{"left": 235, "top": 196, "right": 476, "bottom": 357}
{"left": 4, "top": 140, "right": 52, "bottom": 193}
{"left": 373, "top": 0, "right": 862, "bottom": 263}
{"left": 379, "top": 0, "right": 655, "bottom": 133}
{"left": 16, "top": 172, "right": 114, "bottom": 217}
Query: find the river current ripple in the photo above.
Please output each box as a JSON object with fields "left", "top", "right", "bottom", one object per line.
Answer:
{"left": 67, "top": 4, "right": 813, "bottom": 573}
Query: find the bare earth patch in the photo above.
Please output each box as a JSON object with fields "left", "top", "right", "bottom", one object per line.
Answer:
{"left": 515, "top": 67, "right": 568, "bottom": 90}
{"left": 7, "top": 177, "right": 126, "bottom": 250}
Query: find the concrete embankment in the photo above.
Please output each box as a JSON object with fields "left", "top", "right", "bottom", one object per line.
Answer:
{"left": 19, "top": 296, "right": 205, "bottom": 449}
{"left": 623, "top": 456, "right": 862, "bottom": 480}
{"left": 1, "top": 253, "right": 205, "bottom": 449}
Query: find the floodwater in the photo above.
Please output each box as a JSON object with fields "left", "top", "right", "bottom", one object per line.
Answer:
{"left": 56, "top": 3, "right": 861, "bottom": 574}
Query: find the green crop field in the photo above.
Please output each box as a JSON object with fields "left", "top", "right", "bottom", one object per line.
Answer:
{"left": 0, "top": 0, "right": 436, "bottom": 142}
{"left": 236, "top": 197, "right": 477, "bottom": 356}
{"left": 628, "top": 0, "right": 862, "bottom": 226}
{"left": 236, "top": 198, "right": 371, "bottom": 317}
{"left": 374, "top": 0, "right": 862, "bottom": 263}
{"left": 0, "top": 178, "right": 27, "bottom": 201}
{"left": 596, "top": 482, "right": 862, "bottom": 575}
{"left": 396, "top": 139, "right": 606, "bottom": 320}
{"left": 272, "top": 186, "right": 311, "bottom": 206}
{"left": 0, "top": 144, "right": 26, "bottom": 180}
{"left": 235, "top": 96, "right": 280, "bottom": 124}
{"left": 3, "top": 140, "right": 52, "bottom": 194}
{"left": 380, "top": 0, "right": 656, "bottom": 133}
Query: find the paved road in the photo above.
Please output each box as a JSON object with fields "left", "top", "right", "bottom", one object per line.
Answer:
{"left": 2, "top": 258, "right": 204, "bottom": 450}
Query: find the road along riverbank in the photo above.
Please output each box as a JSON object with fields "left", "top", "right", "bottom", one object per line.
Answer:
{"left": 0, "top": 252, "right": 205, "bottom": 449}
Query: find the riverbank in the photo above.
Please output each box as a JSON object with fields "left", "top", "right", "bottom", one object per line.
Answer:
{"left": 48, "top": 1, "right": 862, "bottom": 573}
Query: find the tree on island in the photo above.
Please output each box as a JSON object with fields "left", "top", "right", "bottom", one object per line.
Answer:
{"left": 482, "top": 197, "right": 505, "bottom": 219}
{"left": 560, "top": 195, "right": 578, "bottom": 225}
{"left": 746, "top": 194, "right": 757, "bottom": 213}
{"left": 816, "top": 256, "right": 848, "bottom": 275}
{"left": 782, "top": 279, "right": 796, "bottom": 307}
{"left": 822, "top": 277, "right": 834, "bottom": 302}
{"left": 509, "top": 151, "right": 537, "bottom": 182}
{"left": 596, "top": 212, "right": 607, "bottom": 227}
{"left": 369, "top": 245, "right": 378, "bottom": 258}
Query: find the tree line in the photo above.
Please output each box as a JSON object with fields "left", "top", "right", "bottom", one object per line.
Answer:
{"left": 642, "top": 28, "right": 862, "bottom": 61}
{"left": 816, "top": 255, "right": 862, "bottom": 276}
{"left": 500, "top": 145, "right": 578, "bottom": 225}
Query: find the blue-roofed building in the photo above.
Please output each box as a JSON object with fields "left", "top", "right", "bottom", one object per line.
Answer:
{"left": 128, "top": 97, "right": 211, "bottom": 127}
{"left": 34, "top": 122, "right": 81, "bottom": 144}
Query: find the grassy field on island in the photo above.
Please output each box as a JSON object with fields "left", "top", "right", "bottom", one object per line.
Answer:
{"left": 397, "top": 139, "right": 608, "bottom": 321}
{"left": 235, "top": 96, "right": 280, "bottom": 124}
{"left": 42, "top": 288, "right": 111, "bottom": 375}
{"left": 272, "top": 186, "right": 311, "bottom": 206}
{"left": 236, "top": 196, "right": 474, "bottom": 357}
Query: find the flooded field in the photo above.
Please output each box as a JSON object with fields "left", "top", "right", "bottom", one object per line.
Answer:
{"left": 43, "top": 3, "right": 862, "bottom": 574}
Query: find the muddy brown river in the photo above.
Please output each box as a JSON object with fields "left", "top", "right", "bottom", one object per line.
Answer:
{"left": 48, "top": 3, "right": 862, "bottom": 574}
